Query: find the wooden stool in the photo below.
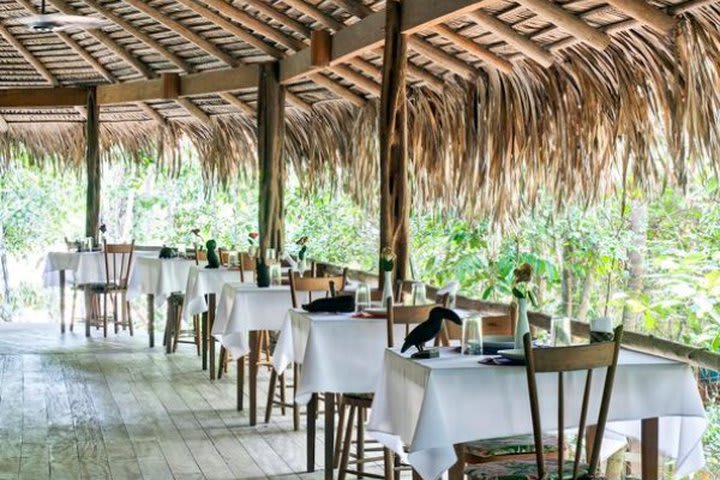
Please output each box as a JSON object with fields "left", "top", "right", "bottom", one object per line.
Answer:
{"left": 336, "top": 393, "right": 393, "bottom": 480}
{"left": 164, "top": 293, "right": 201, "bottom": 355}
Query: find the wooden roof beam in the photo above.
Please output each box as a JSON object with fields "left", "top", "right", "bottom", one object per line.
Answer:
{"left": 427, "top": 24, "right": 513, "bottom": 73}
{"left": 194, "top": 0, "right": 305, "bottom": 52}
{"left": 0, "top": 23, "right": 57, "bottom": 86}
{"left": 78, "top": 0, "right": 190, "bottom": 72}
{"left": 465, "top": 10, "right": 554, "bottom": 68}
{"left": 513, "top": 0, "right": 610, "bottom": 50}
{"left": 407, "top": 36, "right": 479, "bottom": 79}
{"left": 136, "top": 102, "right": 165, "bottom": 124}
{"left": 176, "top": 98, "right": 211, "bottom": 123}
{"left": 123, "top": 0, "right": 238, "bottom": 66}
{"left": 279, "top": 0, "right": 495, "bottom": 83}
{"left": 329, "top": 65, "right": 380, "bottom": 96}
{"left": 286, "top": 91, "right": 312, "bottom": 111}
{"left": 281, "top": 0, "right": 345, "bottom": 31}
{"left": 604, "top": 0, "right": 676, "bottom": 35}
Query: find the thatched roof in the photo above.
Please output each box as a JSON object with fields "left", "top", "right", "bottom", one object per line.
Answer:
{"left": 1, "top": 0, "right": 720, "bottom": 219}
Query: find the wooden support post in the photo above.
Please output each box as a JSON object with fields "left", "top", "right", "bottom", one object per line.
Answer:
{"left": 84, "top": 87, "right": 100, "bottom": 244}
{"left": 258, "top": 62, "right": 286, "bottom": 254}
{"left": 311, "top": 30, "right": 332, "bottom": 67}
{"left": 379, "top": 0, "right": 409, "bottom": 285}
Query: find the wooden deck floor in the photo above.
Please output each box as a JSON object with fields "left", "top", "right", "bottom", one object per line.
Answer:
{"left": 0, "top": 321, "right": 330, "bottom": 480}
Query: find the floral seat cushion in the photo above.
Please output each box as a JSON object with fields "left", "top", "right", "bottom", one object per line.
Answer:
{"left": 465, "top": 435, "right": 559, "bottom": 458}
{"left": 465, "top": 458, "right": 640, "bottom": 480}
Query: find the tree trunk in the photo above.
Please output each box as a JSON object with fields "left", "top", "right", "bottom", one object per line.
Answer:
{"left": 379, "top": 0, "right": 409, "bottom": 287}
{"left": 122, "top": 187, "right": 135, "bottom": 240}
{"left": 622, "top": 200, "right": 647, "bottom": 331}
{"left": 576, "top": 269, "right": 595, "bottom": 322}
{"left": 85, "top": 87, "right": 101, "bottom": 243}
{"left": 257, "top": 62, "right": 286, "bottom": 254}
{"left": 561, "top": 243, "right": 574, "bottom": 317}
{"left": 0, "top": 222, "right": 11, "bottom": 322}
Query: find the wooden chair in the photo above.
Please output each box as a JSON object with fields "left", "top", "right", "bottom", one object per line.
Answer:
{"left": 239, "top": 252, "right": 256, "bottom": 283}
{"left": 465, "top": 327, "right": 626, "bottom": 480}
{"left": 264, "top": 273, "right": 345, "bottom": 430}
{"left": 336, "top": 298, "right": 439, "bottom": 480}
{"left": 82, "top": 241, "right": 135, "bottom": 338}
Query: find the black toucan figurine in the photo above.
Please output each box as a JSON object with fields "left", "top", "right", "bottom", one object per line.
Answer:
{"left": 402, "top": 307, "right": 462, "bottom": 354}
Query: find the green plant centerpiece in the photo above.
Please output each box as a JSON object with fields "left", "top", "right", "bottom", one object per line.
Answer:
{"left": 206, "top": 239, "right": 220, "bottom": 268}
{"left": 380, "top": 247, "right": 396, "bottom": 307}
{"left": 296, "top": 235, "right": 309, "bottom": 274}
{"left": 512, "top": 262, "right": 537, "bottom": 349}
{"left": 255, "top": 232, "right": 271, "bottom": 288}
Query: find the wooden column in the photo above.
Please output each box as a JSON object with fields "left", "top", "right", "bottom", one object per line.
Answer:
{"left": 257, "top": 62, "right": 286, "bottom": 254}
{"left": 379, "top": 0, "right": 409, "bottom": 285}
{"left": 85, "top": 87, "right": 101, "bottom": 243}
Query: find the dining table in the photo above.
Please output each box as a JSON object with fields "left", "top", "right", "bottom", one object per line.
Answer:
{"left": 366, "top": 347, "right": 708, "bottom": 480}
{"left": 43, "top": 248, "right": 159, "bottom": 334}
{"left": 212, "top": 282, "right": 295, "bottom": 425}
{"left": 271, "top": 305, "right": 506, "bottom": 480}
{"left": 126, "top": 256, "right": 198, "bottom": 348}
{"left": 181, "top": 265, "right": 251, "bottom": 379}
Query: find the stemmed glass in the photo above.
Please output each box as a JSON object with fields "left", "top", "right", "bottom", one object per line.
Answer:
{"left": 410, "top": 282, "right": 426, "bottom": 306}
{"left": 550, "top": 316, "right": 572, "bottom": 346}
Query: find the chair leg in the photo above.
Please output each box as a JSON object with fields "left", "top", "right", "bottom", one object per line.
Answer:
{"left": 293, "top": 363, "right": 300, "bottom": 431}
{"left": 193, "top": 315, "right": 201, "bottom": 356}
{"left": 384, "top": 448, "right": 394, "bottom": 480}
{"left": 70, "top": 288, "right": 76, "bottom": 333}
{"left": 125, "top": 293, "right": 133, "bottom": 336}
{"left": 114, "top": 293, "right": 119, "bottom": 334}
{"left": 338, "top": 405, "right": 356, "bottom": 480}
{"left": 103, "top": 293, "right": 108, "bottom": 338}
{"left": 84, "top": 290, "right": 92, "bottom": 338}
{"left": 265, "top": 369, "right": 278, "bottom": 423}
{"left": 217, "top": 346, "right": 227, "bottom": 379}
{"left": 334, "top": 396, "right": 346, "bottom": 468}
{"left": 237, "top": 356, "right": 244, "bottom": 411}
{"left": 279, "top": 373, "right": 287, "bottom": 415}
{"left": 172, "top": 306, "right": 183, "bottom": 353}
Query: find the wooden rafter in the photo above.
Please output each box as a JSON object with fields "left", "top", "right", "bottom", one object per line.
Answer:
{"left": 194, "top": 0, "right": 305, "bottom": 52}
{"left": 329, "top": 65, "right": 380, "bottom": 96}
{"left": 307, "top": 73, "right": 366, "bottom": 106}
{"left": 123, "top": 0, "right": 237, "bottom": 66}
{"left": 135, "top": 102, "right": 165, "bottom": 124}
{"left": 241, "top": 0, "right": 312, "bottom": 37}
{"left": 407, "top": 36, "right": 479, "bottom": 79}
{"left": 0, "top": 23, "right": 56, "bottom": 85}
{"left": 604, "top": 0, "right": 676, "bottom": 34}
{"left": 466, "top": 10, "right": 554, "bottom": 67}
{"left": 176, "top": 97, "right": 212, "bottom": 123}
{"left": 286, "top": 91, "right": 312, "bottom": 112}
{"left": 46, "top": 0, "right": 153, "bottom": 78}
{"left": 282, "top": 0, "right": 344, "bottom": 31}
{"left": 78, "top": 0, "right": 190, "bottom": 72}
{"left": 0, "top": 114, "right": 9, "bottom": 132}
{"left": 219, "top": 91, "right": 254, "bottom": 115}
{"left": 428, "top": 24, "right": 513, "bottom": 73}
{"left": 512, "top": 0, "right": 610, "bottom": 50}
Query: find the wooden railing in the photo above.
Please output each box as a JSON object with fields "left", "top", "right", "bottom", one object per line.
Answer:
{"left": 315, "top": 260, "right": 720, "bottom": 373}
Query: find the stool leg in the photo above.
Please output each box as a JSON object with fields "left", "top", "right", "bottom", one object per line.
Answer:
{"left": 217, "top": 346, "right": 227, "bottom": 379}
{"left": 293, "top": 363, "right": 300, "bottom": 431}
{"left": 237, "top": 356, "right": 244, "bottom": 411}
{"left": 193, "top": 315, "right": 201, "bottom": 356}
{"left": 334, "top": 396, "right": 346, "bottom": 468}
{"left": 279, "top": 373, "right": 287, "bottom": 415}
{"left": 383, "top": 448, "right": 393, "bottom": 480}
{"left": 265, "top": 369, "right": 278, "bottom": 423}
{"left": 173, "top": 305, "right": 183, "bottom": 353}
{"left": 357, "top": 406, "right": 365, "bottom": 478}
{"left": 338, "top": 405, "right": 356, "bottom": 480}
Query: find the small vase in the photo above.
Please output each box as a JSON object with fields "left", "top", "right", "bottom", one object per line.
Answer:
{"left": 514, "top": 297, "right": 530, "bottom": 350}
{"left": 382, "top": 271, "right": 394, "bottom": 307}
{"left": 297, "top": 258, "right": 307, "bottom": 277}
{"left": 256, "top": 257, "right": 270, "bottom": 288}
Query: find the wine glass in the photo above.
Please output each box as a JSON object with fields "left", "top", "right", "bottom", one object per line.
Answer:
{"left": 410, "top": 282, "right": 426, "bottom": 306}
{"left": 355, "top": 283, "right": 371, "bottom": 312}
{"left": 269, "top": 264, "right": 282, "bottom": 286}
{"left": 461, "top": 315, "right": 483, "bottom": 355}
{"left": 551, "top": 316, "right": 572, "bottom": 346}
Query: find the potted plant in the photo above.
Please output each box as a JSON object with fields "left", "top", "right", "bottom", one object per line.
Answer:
{"left": 380, "top": 247, "right": 396, "bottom": 307}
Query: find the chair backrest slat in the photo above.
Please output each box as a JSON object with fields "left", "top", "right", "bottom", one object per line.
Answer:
{"left": 103, "top": 241, "right": 135, "bottom": 289}
{"left": 522, "top": 326, "right": 623, "bottom": 480}
{"left": 386, "top": 298, "right": 438, "bottom": 348}
{"left": 289, "top": 274, "right": 345, "bottom": 308}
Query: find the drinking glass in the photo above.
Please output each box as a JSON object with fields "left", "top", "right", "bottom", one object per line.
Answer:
{"left": 461, "top": 315, "right": 483, "bottom": 355}
{"left": 410, "top": 282, "right": 426, "bottom": 306}
{"left": 84, "top": 237, "right": 94, "bottom": 252}
{"left": 355, "top": 283, "right": 371, "bottom": 312}
{"left": 228, "top": 250, "right": 239, "bottom": 267}
{"left": 551, "top": 316, "right": 572, "bottom": 346}
{"left": 269, "top": 263, "right": 282, "bottom": 286}
{"left": 177, "top": 245, "right": 187, "bottom": 258}
{"left": 265, "top": 248, "right": 276, "bottom": 263}
{"left": 590, "top": 316, "right": 614, "bottom": 343}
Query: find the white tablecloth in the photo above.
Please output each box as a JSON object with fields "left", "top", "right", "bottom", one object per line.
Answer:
{"left": 367, "top": 348, "right": 708, "bottom": 480}
{"left": 126, "top": 257, "right": 197, "bottom": 307}
{"left": 43, "top": 250, "right": 157, "bottom": 287}
{"left": 181, "top": 266, "right": 247, "bottom": 321}
{"left": 212, "top": 283, "right": 294, "bottom": 357}
{"left": 273, "top": 310, "right": 412, "bottom": 404}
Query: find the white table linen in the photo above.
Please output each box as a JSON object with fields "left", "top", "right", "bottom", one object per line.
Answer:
{"left": 43, "top": 250, "right": 157, "bottom": 287}
{"left": 367, "top": 347, "right": 708, "bottom": 480}
{"left": 212, "top": 283, "right": 294, "bottom": 357}
{"left": 181, "top": 266, "right": 246, "bottom": 321}
{"left": 126, "top": 257, "right": 197, "bottom": 307}
{"left": 273, "top": 310, "right": 409, "bottom": 404}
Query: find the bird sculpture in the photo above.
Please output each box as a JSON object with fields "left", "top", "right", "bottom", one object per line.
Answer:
{"left": 205, "top": 239, "right": 220, "bottom": 268}
{"left": 402, "top": 307, "right": 462, "bottom": 354}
